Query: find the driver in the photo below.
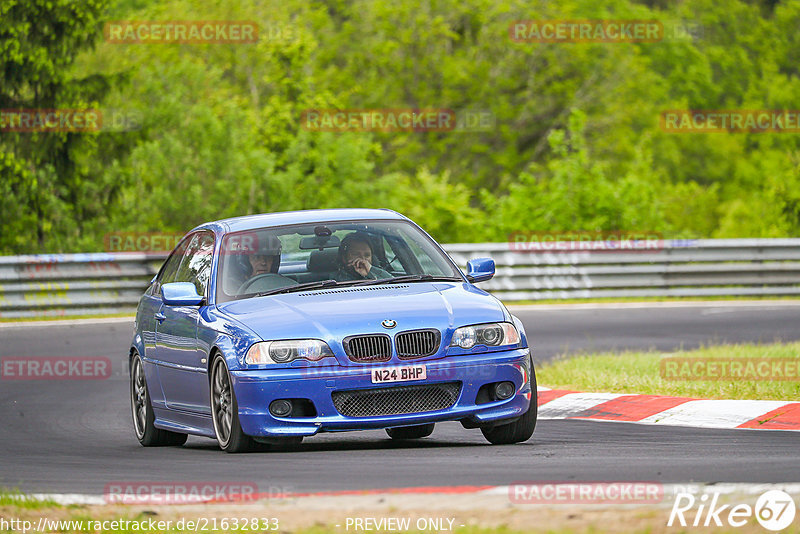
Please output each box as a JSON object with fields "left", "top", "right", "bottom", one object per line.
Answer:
{"left": 336, "top": 232, "right": 391, "bottom": 281}
{"left": 232, "top": 234, "right": 297, "bottom": 293}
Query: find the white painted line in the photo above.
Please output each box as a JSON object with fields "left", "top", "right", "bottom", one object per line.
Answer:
{"left": 0, "top": 316, "right": 134, "bottom": 329}
{"left": 29, "top": 493, "right": 106, "bottom": 505}
{"left": 508, "top": 300, "right": 800, "bottom": 312}
{"left": 538, "top": 392, "right": 624, "bottom": 419}
{"left": 639, "top": 399, "right": 791, "bottom": 429}
{"left": 699, "top": 306, "right": 799, "bottom": 315}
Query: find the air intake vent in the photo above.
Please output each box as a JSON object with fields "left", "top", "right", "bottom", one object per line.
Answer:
{"left": 395, "top": 329, "right": 440, "bottom": 360}
{"left": 343, "top": 334, "right": 391, "bottom": 363}
{"left": 332, "top": 382, "right": 461, "bottom": 417}
{"left": 297, "top": 285, "right": 409, "bottom": 297}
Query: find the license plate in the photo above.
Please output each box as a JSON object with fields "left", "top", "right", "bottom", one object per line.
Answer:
{"left": 371, "top": 365, "right": 427, "bottom": 384}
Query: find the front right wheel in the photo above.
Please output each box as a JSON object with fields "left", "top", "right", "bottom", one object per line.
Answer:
{"left": 481, "top": 362, "right": 537, "bottom": 445}
{"left": 210, "top": 354, "right": 260, "bottom": 453}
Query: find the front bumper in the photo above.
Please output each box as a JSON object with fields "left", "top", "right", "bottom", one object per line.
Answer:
{"left": 231, "top": 348, "right": 533, "bottom": 437}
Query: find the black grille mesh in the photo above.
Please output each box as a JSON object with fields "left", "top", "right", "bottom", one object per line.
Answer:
{"left": 396, "top": 329, "right": 440, "bottom": 360}
{"left": 344, "top": 334, "right": 391, "bottom": 363}
{"left": 332, "top": 382, "right": 461, "bottom": 417}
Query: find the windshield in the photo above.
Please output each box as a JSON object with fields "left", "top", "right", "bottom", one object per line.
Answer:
{"left": 216, "top": 220, "right": 463, "bottom": 303}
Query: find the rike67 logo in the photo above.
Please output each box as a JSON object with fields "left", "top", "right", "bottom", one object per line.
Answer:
{"left": 668, "top": 489, "right": 796, "bottom": 531}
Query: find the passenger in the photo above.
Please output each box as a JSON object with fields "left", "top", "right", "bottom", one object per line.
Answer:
{"left": 336, "top": 232, "right": 392, "bottom": 281}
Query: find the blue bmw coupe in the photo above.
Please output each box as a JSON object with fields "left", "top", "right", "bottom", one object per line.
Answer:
{"left": 130, "top": 209, "right": 536, "bottom": 452}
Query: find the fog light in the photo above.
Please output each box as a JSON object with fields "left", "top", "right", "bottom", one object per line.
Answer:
{"left": 269, "top": 399, "right": 293, "bottom": 417}
{"left": 494, "top": 381, "right": 515, "bottom": 400}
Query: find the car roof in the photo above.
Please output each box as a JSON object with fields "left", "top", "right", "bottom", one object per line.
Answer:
{"left": 190, "top": 208, "right": 409, "bottom": 235}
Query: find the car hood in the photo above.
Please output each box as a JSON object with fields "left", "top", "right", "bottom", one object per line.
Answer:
{"left": 216, "top": 282, "right": 507, "bottom": 362}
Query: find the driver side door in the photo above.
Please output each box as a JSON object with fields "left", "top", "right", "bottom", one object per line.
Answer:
{"left": 155, "top": 231, "right": 214, "bottom": 415}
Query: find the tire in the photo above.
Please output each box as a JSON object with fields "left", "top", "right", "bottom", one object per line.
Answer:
{"left": 386, "top": 423, "right": 435, "bottom": 440}
{"left": 210, "top": 354, "right": 260, "bottom": 453}
{"left": 481, "top": 360, "right": 538, "bottom": 445}
{"left": 130, "top": 353, "right": 188, "bottom": 447}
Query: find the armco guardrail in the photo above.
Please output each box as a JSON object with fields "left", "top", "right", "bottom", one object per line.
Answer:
{"left": 445, "top": 238, "right": 800, "bottom": 300}
{"left": 0, "top": 252, "right": 167, "bottom": 318}
{"left": 1, "top": 239, "right": 799, "bottom": 318}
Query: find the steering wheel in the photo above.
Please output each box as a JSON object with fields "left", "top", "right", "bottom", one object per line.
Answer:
{"left": 237, "top": 273, "right": 298, "bottom": 294}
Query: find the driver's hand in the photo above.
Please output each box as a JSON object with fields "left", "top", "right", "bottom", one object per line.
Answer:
{"left": 350, "top": 258, "right": 371, "bottom": 277}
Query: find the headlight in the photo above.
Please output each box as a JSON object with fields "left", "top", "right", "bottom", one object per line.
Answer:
{"left": 245, "top": 340, "right": 334, "bottom": 364}
{"left": 450, "top": 322, "right": 520, "bottom": 349}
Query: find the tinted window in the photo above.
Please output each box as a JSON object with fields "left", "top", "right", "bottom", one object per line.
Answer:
{"left": 175, "top": 231, "right": 215, "bottom": 296}
{"left": 153, "top": 237, "right": 190, "bottom": 293}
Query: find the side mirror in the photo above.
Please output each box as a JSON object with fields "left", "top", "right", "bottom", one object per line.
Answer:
{"left": 162, "top": 282, "right": 204, "bottom": 306}
{"left": 466, "top": 257, "right": 495, "bottom": 283}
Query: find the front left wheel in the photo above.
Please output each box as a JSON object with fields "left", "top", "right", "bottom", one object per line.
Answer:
{"left": 481, "top": 361, "right": 538, "bottom": 445}
{"left": 130, "top": 353, "right": 187, "bottom": 447}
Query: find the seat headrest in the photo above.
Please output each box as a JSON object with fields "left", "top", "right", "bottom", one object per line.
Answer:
{"left": 307, "top": 249, "right": 339, "bottom": 272}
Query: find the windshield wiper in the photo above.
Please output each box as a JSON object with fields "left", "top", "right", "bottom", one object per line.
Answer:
{"left": 254, "top": 279, "right": 340, "bottom": 297}
{"left": 354, "top": 274, "right": 463, "bottom": 286}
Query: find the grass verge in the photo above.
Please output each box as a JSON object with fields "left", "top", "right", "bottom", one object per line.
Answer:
{"left": 537, "top": 341, "right": 800, "bottom": 400}
{"left": 0, "top": 490, "right": 57, "bottom": 510}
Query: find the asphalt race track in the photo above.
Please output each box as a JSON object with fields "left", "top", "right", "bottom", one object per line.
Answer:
{"left": 1, "top": 302, "right": 799, "bottom": 495}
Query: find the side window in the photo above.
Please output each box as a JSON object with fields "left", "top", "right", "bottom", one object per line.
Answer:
{"left": 153, "top": 238, "right": 189, "bottom": 294}
{"left": 382, "top": 236, "right": 407, "bottom": 274}
{"left": 402, "top": 233, "right": 444, "bottom": 275}
{"left": 175, "top": 231, "right": 215, "bottom": 297}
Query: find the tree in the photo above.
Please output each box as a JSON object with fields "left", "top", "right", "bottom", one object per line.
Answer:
{"left": 0, "top": 0, "right": 113, "bottom": 253}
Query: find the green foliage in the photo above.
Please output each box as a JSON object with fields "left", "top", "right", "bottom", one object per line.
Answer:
{"left": 3, "top": 0, "right": 800, "bottom": 253}
{"left": 0, "top": 0, "right": 119, "bottom": 252}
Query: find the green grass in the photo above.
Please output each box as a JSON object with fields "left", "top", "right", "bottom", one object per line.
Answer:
{"left": 0, "top": 489, "right": 57, "bottom": 510}
{"left": 537, "top": 341, "right": 800, "bottom": 400}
